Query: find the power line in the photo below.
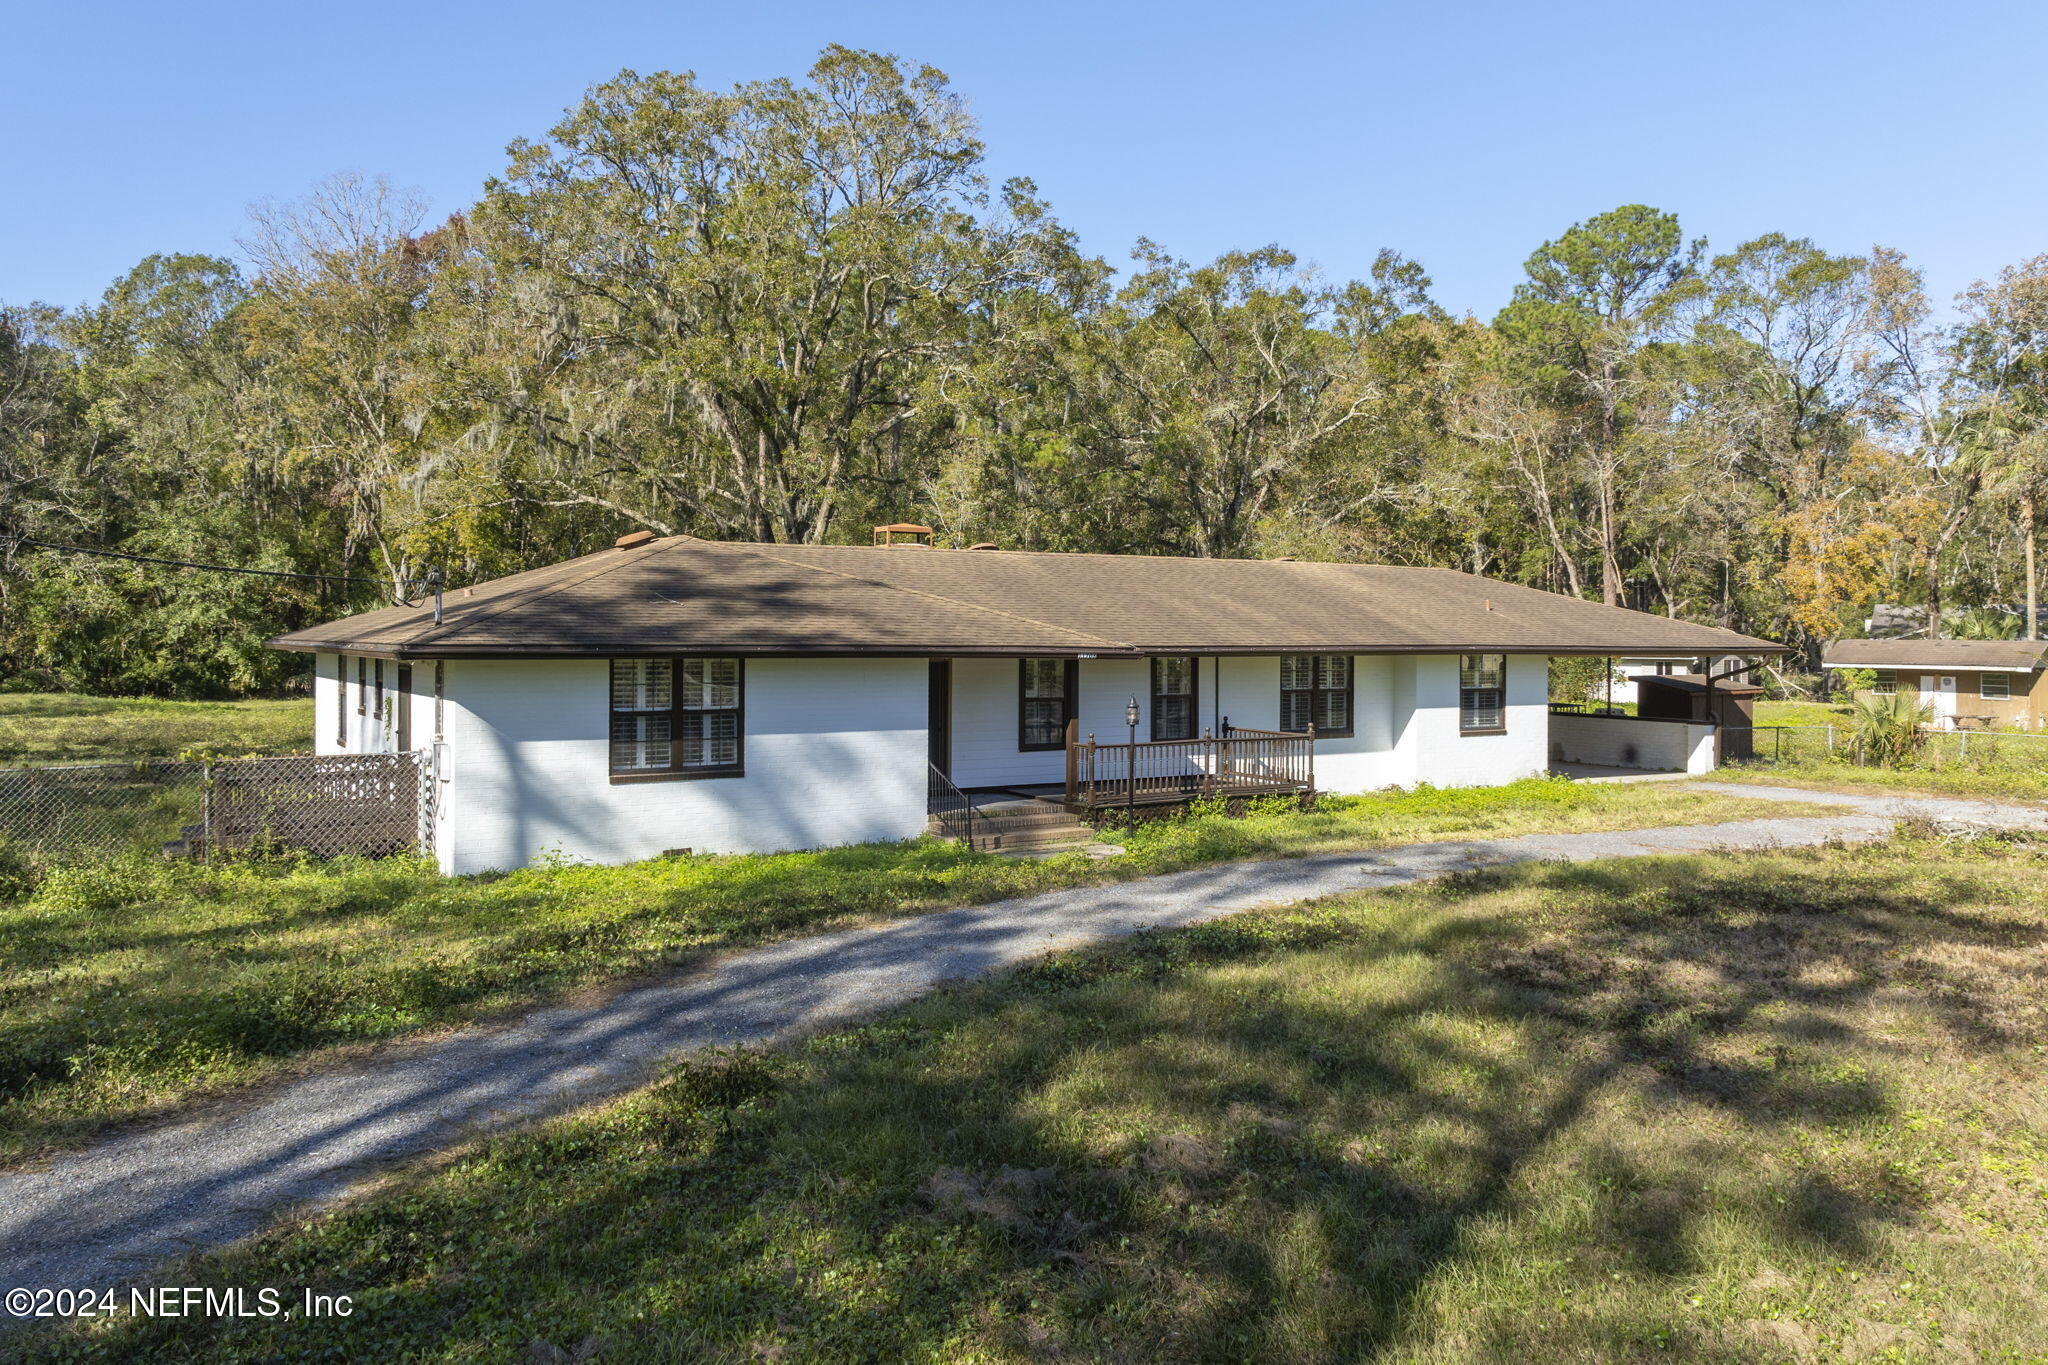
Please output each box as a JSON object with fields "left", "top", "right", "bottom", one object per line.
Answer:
{"left": 0, "top": 533, "right": 417, "bottom": 600}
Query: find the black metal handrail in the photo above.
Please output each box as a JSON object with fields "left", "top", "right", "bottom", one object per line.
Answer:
{"left": 1547, "top": 701, "right": 1635, "bottom": 716}
{"left": 926, "top": 762, "right": 989, "bottom": 851}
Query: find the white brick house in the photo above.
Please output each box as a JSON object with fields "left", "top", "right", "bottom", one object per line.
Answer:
{"left": 276, "top": 531, "right": 1781, "bottom": 875}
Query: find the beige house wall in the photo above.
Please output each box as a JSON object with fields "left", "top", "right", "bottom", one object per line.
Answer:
{"left": 1856, "top": 668, "right": 2047, "bottom": 728}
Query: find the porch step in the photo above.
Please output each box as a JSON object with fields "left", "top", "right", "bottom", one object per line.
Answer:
{"left": 927, "top": 819, "right": 1096, "bottom": 849}
{"left": 971, "top": 799, "right": 1075, "bottom": 818}
{"left": 927, "top": 797, "right": 1099, "bottom": 853}
{"left": 988, "top": 827, "right": 1095, "bottom": 851}
{"left": 1005, "top": 842, "right": 1127, "bottom": 861}
{"left": 979, "top": 811, "right": 1086, "bottom": 832}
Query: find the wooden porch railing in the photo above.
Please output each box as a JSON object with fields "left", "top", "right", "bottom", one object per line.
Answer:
{"left": 1063, "top": 718, "right": 1315, "bottom": 810}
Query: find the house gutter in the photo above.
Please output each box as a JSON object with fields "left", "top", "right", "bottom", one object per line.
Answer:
{"left": 269, "top": 640, "right": 1791, "bottom": 661}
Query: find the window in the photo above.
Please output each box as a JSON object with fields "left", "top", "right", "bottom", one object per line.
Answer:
{"left": 335, "top": 655, "right": 347, "bottom": 747}
{"left": 1982, "top": 673, "right": 2011, "bottom": 700}
{"left": 396, "top": 664, "right": 412, "bottom": 750}
{"left": 1019, "top": 658, "right": 1077, "bottom": 750}
{"left": 1870, "top": 670, "right": 1898, "bottom": 695}
{"left": 356, "top": 657, "right": 367, "bottom": 714}
{"left": 1459, "top": 653, "right": 1507, "bottom": 735}
{"left": 373, "top": 659, "right": 385, "bottom": 732}
{"left": 1280, "top": 655, "right": 1352, "bottom": 736}
{"left": 1151, "top": 656, "right": 1198, "bottom": 741}
{"left": 609, "top": 657, "right": 744, "bottom": 779}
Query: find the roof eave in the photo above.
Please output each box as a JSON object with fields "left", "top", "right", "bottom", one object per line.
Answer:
{"left": 269, "top": 638, "right": 1788, "bottom": 660}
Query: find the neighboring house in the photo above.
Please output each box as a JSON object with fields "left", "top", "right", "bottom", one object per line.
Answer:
{"left": 270, "top": 531, "right": 1782, "bottom": 874}
{"left": 1822, "top": 639, "right": 2048, "bottom": 729}
{"left": 1614, "top": 654, "right": 1760, "bottom": 685}
{"left": 1862, "top": 603, "right": 2048, "bottom": 638}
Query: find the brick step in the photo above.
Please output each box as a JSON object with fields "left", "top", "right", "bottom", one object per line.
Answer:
{"left": 929, "top": 824, "right": 1095, "bottom": 845}
{"left": 971, "top": 800, "right": 1075, "bottom": 818}
{"left": 976, "top": 811, "right": 1088, "bottom": 831}
{"left": 928, "top": 811, "right": 1087, "bottom": 831}
{"left": 986, "top": 829, "right": 1098, "bottom": 851}
{"left": 928, "top": 803, "right": 1097, "bottom": 851}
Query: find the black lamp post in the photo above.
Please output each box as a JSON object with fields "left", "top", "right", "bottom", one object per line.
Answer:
{"left": 1126, "top": 695, "right": 1140, "bottom": 812}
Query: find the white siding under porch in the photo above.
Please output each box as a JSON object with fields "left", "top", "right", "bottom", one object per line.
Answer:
{"left": 944, "top": 653, "right": 1548, "bottom": 798}
{"left": 1549, "top": 711, "right": 1717, "bottom": 775}
{"left": 948, "top": 655, "right": 1152, "bottom": 788}
{"left": 313, "top": 652, "right": 433, "bottom": 757}
{"left": 312, "top": 653, "right": 345, "bottom": 755}
{"left": 436, "top": 656, "right": 927, "bottom": 875}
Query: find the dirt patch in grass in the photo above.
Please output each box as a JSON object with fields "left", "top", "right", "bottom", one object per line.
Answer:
{"left": 40, "top": 832, "right": 2048, "bottom": 1362}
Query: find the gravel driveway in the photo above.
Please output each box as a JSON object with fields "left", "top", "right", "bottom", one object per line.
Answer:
{"left": 4, "top": 781, "right": 2042, "bottom": 1316}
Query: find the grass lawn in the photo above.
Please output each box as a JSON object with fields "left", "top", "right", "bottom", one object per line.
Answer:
{"left": 38, "top": 833, "right": 2048, "bottom": 1363}
{"left": 1708, "top": 759, "right": 2048, "bottom": 805}
{"left": 1754, "top": 697, "right": 1852, "bottom": 730}
{"left": 0, "top": 780, "right": 1822, "bottom": 1167}
{"left": 1728, "top": 698, "right": 2048, "bottom": 804}
{"left": 0, "top": 694, "right": 313, "bottom": 766}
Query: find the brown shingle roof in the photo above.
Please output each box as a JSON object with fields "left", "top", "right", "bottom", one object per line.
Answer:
{"left": 268, "top": 537, "right": 1788, "bottom": 659}
{"left": 1822, "top": 639, "right": 2048, "bottom": 671}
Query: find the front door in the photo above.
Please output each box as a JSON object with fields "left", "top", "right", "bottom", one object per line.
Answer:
{"left": 928, "top": 660, "right": 951, "bottom": 777}
{"left": 1920, "top": 674, "right": 1958, "bottom": 728}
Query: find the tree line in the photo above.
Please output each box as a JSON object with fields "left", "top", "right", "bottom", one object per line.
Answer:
{"left": 4, "top": 46, "right": 2045, "bottom": 697}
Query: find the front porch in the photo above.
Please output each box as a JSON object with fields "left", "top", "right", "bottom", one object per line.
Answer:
{"left": 923, "top": 651, "right": 1559, "bottom": 839}
{"left": 927, "top": 720, "right": 1318, "bottom": 851}
{"left": 925, "top": 655, "right": 1328, "bottom": 814}
{"left": 1060, "top": 721, "right": 1316, "bottom": 811}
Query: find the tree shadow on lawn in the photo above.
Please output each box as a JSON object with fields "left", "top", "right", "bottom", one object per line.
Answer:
{"left": 73, "top": 848, "right": 2048, "bottom": 1364}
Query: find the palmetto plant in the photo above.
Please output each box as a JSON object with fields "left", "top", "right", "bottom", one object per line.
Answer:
{"left": 1951, "top": 606, "right": 2022, "bottom": 639}
{"left": 1850, "top": 690, "right": 1936, "bottom": 766}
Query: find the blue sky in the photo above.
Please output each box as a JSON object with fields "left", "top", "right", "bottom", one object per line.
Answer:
{"left": 6, "top": 0, "right": 2046, "bottom": 319}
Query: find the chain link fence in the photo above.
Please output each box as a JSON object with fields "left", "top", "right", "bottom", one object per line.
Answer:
{"left": 0, "top": 751, "right": 437, "bottom": 864}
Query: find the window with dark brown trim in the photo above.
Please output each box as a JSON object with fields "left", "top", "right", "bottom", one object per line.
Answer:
{"left": 1459, "top": 653, "right": 1507, "bottom": 735}
{"left": 335, "top": 655, "right": 347, "bottom": 747}
{"left": 373, "top": 659, "right": 385, "bottom": 734}
{"left": 396, "top": 664, "right": 412, "bottom": 750}
{"left": 609, "top": 658, "right": 744, "bottom": 780}
{"left": 1019, "top": 658, "right": 1077, "bottom": 750}
{"left": 1280, "top": 655, "right": 1352, "bottom": 735}
{"left": 1151, "top": 656, "right": 1197, "bottom": 740}
{"left": 356, "top": 657, "right": 367, "bottom": 715}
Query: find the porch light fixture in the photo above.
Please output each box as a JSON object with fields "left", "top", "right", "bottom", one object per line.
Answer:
{"left": 1125, "top": 696, "right": 1141, "bottom": 730}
